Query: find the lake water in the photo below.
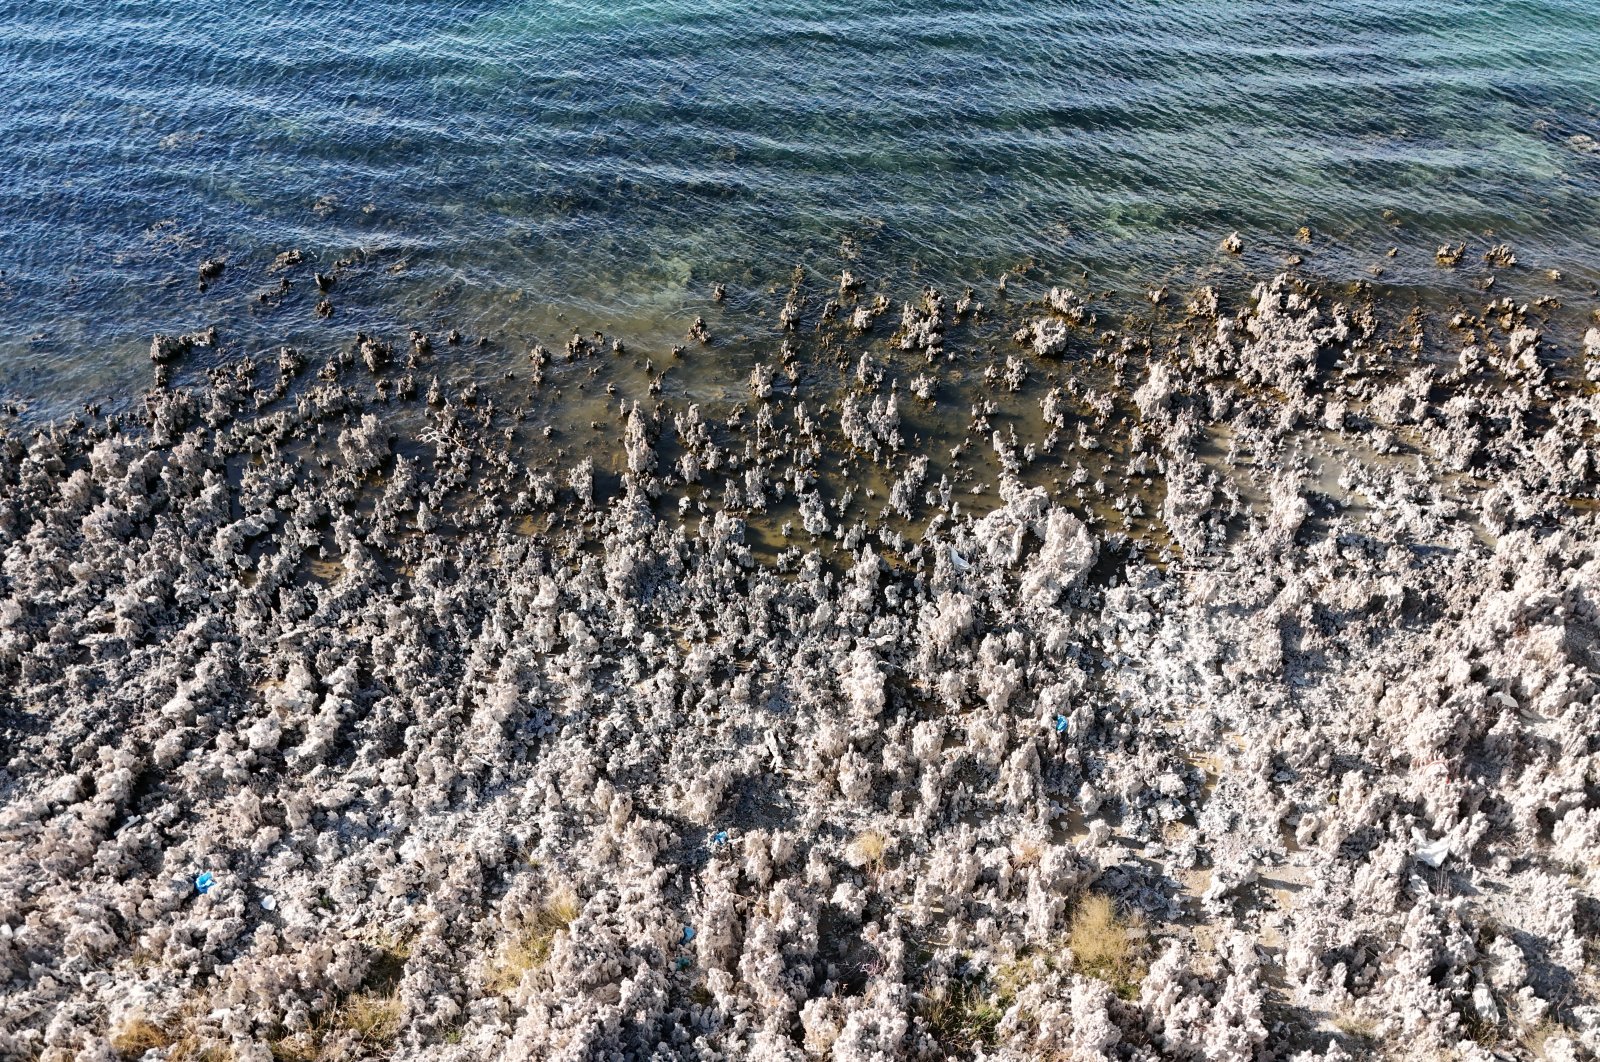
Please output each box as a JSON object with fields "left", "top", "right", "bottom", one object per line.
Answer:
{"left": 4, "top": 0, "right": 1599, "bottom": 412}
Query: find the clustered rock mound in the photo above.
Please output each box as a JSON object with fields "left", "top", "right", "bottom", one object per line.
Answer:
{"left": 0, "top": 274, "right": 1597, "bottom": 1062}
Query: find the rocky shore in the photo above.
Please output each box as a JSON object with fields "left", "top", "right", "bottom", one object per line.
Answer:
{"left": 1, "top": 263, "right": 1597, "bottom": 1061}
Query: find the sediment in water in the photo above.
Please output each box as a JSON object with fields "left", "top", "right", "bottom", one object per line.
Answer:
{"left": 1, "top": 265, "right": 1598, "bottom": 1061}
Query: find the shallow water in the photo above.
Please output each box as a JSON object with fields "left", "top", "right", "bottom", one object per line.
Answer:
{"left": 3, "top": 0, "right": 1600, "bottom": 411}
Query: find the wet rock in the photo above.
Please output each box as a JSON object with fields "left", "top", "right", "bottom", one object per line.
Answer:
{"left": 1046, "top": 286, "right": 1091, "bottom": 325}
{"left": 1484, "top": 243, "right": 1518, "bottom": 268}
{"left": 1014, "top": 317, "right": 1070, "bottom": 357}
{"left": 149, "top": 334, "right": 186, "bottom": 363}
{"left": 148, "top": 327, "right": 217, "bottom": 364}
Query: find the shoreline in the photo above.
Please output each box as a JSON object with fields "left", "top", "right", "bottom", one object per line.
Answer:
{"left": 5, "top": 226, "right": 1597, "bottom": 428}
{"left": 1, "top": 261, "right": 1598, "bottom": 1060}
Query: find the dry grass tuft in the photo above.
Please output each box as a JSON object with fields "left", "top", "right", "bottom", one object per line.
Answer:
{"left": 993, "top": 953, "right": 1046, "bottom": 1001}
{"left": 266, "top": 1036, "right": 320, "bottom": 1062}
{"left": 111, "top": 1018, "right": 174, "bottom": 1058}
{"left": 846, "top": 829, "right": 888, "bottom": 871}
{"left": 544, "top": 883, "right": 581, "bottom": 924}
{"left": 268, "top": 991, "right": 404, "bottom": 1060}
{"left": 363, "top": 935, "right": 410, "bottom": 995}
{"left": 1067, "top": 893, "right": 1146, "bottom": 999}
{"left": 486, "top": 885, "right": 581, "bottom": 993}
{"left": 1330, "top": 1010, "right": 1377, "bottom": 1046}
{"left": 114, "top": 1003, "right": 236, "bottom": 1062}
{"left": 917, "top": 978, "right": 1006, "bottom": 1053}
{"left": 262, "top": 945, "right": 411, "bottom": 1062}
{"left": 1520, "top": 1018, "right": 1575, "bottom": 1059}
{"left": 168, "top": 1039, "right": 234, "bottom": 1062}
{"left": 339, "top": 991, "right": 403, "bottom": 1046}
{"left": 1010, "top": 836, "right": 1044, "bottom": 868}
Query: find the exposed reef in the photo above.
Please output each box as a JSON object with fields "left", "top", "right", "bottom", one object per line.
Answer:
{"left": 1, "top": 265, "right": 1598, "bottom": 1062}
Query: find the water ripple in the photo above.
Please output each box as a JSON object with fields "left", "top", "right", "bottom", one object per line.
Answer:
{"left": 1, "top": 0, "right": 1598, "bottom": 404}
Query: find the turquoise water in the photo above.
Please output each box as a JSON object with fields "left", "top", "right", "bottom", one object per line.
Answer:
{"left": 4, "top": 0, "right": 1600, "bottom": 407}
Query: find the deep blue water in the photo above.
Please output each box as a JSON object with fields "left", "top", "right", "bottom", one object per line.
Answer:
{"left": 3, "top": 0, "right": 1600, "bottom": 408}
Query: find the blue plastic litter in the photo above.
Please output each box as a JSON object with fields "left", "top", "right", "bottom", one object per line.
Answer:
{"left": 682, "top": 925, "right": 696, "bottom": 944}
{"left": 712, "top": 830, "right": 729, "bottom": 846}
{"left": 675, "top": 956, "right": 692, "bottom": 971}
{"left": 1054, "top": 715, "right": 1069, "bottom": 733}
{"left": 194, "top": 872, "right": 215, "bottom": 895}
